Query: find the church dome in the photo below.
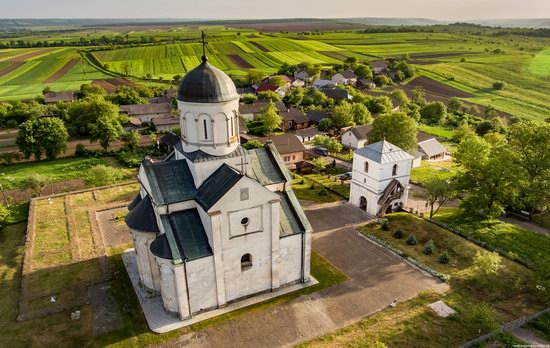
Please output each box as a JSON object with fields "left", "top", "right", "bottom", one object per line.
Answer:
{"left": 177, "top": 57, "right": 239, "bottom": 103}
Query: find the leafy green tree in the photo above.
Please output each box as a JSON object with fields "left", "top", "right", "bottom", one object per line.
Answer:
{"left": 242, "top": 93, "right": 257, "bottom": 104}
{"left": 314, "top": 135, "right": 343, "bottom": 153}
{"left": 89, "top": 115, "right": 124, "bottom": 150}
{"left": 246, "top": 70, "right": 265, "bottom": 85}
{"left": 373, "top": 75, "right": 390, "bottom": 87}
{"left": 16, "top": 117, "right": 68, "bottom": 160}
{"left": 242, "top": 139, "right": 264, "bottom": 150}
{"left": 394, "top": 61, "right": 415, "bottom": 78}
{"left": 0, "top": 204, "right": 8, "bottom": 228}
{"left": 492, "top": 81, "right": 506, "bottom": 90}
{"left": 285, "top": 87, "right": 304, "bottom": 106}
{"left": 421, "top": 177, "right": 455, "bottom": 220}
{"left": 318, "top": 118, "right": 334, "bottom": 131}
{"left": 452, "top": 121, "right": 475, "bottom": 143}
{"left": 5, "top": 100, "right": 45, "bottom": 124}
{"left": 269, "top": 76, "right": 286, "bottom": 87}
{"left": 351, "top": 103, "right": 372, "bottom": 125}
{"left": 108, "top": 86, "right": 147, "bottom": 105}
{"left": 354, "top": 65, "right": 373, "bottom": 79}
{"left": 78, "top": 83, "right": 105, "bottom": 98}
{"left": 121, "top": 130, "right": 140, "bottom": 150}
{"left": 454, "top": 135, "right": 520, "bottom": 218}
{"left": 331, "top": 102, "right": 355, "bottom": 128}
{"left": 312, "top": 157, "right": 327, "bottom": 172}
{"left": 420, "top": 101, "right": 447, "bottom": 125}
{"left": 257, "top": 90, "right": 282, "bottom": 101}
{"left": 411, "top": 86, "right": 427, "bottom": 106}
{"left": 365, "top": 96, "right": 393, "bottom": 114}
{"left": 67, "top": 96, "right": 120, "bottom": 136}
{"left": 368, "top": 112, "right": 418, "bottom": 151}
{"left": 259, "top": 102, "right": 283, "bottom": 136}
{"left": 475, "top": 117, "right": 506, "bottom": 136}
{"left": 311, "top": 89, "right": 334, "bottom": 108}
{"left": 391, "top": 89, "right": 410, "bottom": 106}
{"left": 447, "top": 97, "right": 464, "bottom": 113}
{"left": 508, "top": 120, "right": 550, "bottom": 215}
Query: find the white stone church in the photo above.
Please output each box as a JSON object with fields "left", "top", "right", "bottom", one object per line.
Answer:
{"left": 125, "top": 54, "right": 312, "bottom": 321}
{"left": 349, "top": 140, "right": 414, "bottom": 216}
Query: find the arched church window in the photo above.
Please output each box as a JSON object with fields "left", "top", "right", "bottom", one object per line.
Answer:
{"left": 203, "top": 119, "right": 208, "bottom": 140}
{"left": 241, "top": 253, "right": 252, "bottom": 270}
{"left": 182, "top": 118, "right": 186, "bottom": 139}
{"left": 364, "top": 161, "right": 369, "bottom": 173}
{"left": 230, "top": 116, "right": 235, "bottom": 137}
{"left": 392, "top": 164, "right": 398, "bottom": 176}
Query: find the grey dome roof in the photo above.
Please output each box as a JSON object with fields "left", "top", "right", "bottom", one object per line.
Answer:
{"left": 177, "top": 57, "right": 239, "bottom": 103}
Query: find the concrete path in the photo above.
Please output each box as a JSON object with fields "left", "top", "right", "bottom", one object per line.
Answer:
{"left": 510, "top": 327, "right": 550, "bottom": 346}
{"left": 156, "top": 203, "right": 448, "bottom": 348}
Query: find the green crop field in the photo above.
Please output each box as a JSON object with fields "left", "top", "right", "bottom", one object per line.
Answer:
{"left": 0, "top": 26, "right": 549, "bottom": 122}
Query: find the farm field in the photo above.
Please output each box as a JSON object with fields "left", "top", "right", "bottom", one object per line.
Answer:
{"left": 0, "top": 47, "right": 111, "bottom": 100}
{"left": 0, "top": 27, "right": 549, "bottom": 121}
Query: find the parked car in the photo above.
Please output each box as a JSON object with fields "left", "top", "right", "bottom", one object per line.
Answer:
{"left": 338, "top": 172, "right": 352, "bottom": 181}
{"left": 313, "top": 146, "right": 329, "bottom": 156}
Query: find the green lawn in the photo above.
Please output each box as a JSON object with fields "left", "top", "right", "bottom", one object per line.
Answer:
{"left": 302, "top": 213, "right": 547, "bottom": 347}
{"left": 418, "top": 124, "right": 456, "bottom": 140}
{"left": 292, "top": 174, "right": 344, "bottom": 204}
{"left": 434, "top": 208, "right": 550, "bottom": 286}
{"left": 410, "top": 159, "right": 455, "bottom": 185}
{"left": 0, "top": 157, "right": 110, "bottom": 190}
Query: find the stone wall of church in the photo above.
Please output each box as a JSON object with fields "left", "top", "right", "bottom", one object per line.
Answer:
{"left": 278, "top": 234, "right": 303, "bottom": 286}
{"left": 131, "top": 229, "right": 161, "bottom": 291}
{"left": 349, "top": 181, "right": 379, "bottom": 216}
{"left": 186, "top": 256, "right": 218, "bottom": 313}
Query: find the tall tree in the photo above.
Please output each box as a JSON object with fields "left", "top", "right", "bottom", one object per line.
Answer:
{"left": 16, "top": 117, "right": 68, "bottom": 160}
{"left": 368, "top": 112, "right": 418, "bottom": 151}
{"left": 421, "top": 177, "right": 455, "bottom": 220}
{"left": 350, "top": 103, "right": 372, "bottom": 125}
{"left": 454, "top": 135, "right": 520, "bottom": 218}
{"left": 508, "top": 120, "right": 550, "bottom": 216}
{"left": 89, "top": 115, "right": 124, "bottom": 150}
{"left": 67, "top": 96, "right": 120, "bottom": 136}
{"left": 259, "top": 102, "right": 283, "bottom": 136}
{"left": 108, "top": 86, "right": 147, "bottom": 105}
{"left": 420, "top": 101, "right": 447, "bottom": 125}
{"left": 331, "top": 102, "right": 355, "bottom": 128}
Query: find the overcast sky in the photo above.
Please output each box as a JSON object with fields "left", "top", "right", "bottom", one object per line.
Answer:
{"left": 1, "top": 0, "right": 548, "bottom": 20}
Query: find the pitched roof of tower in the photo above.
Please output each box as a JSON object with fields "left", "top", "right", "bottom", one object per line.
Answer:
{"left": 177, "top": 58, "right": 239, "bottom": 103}
{"left": 142, "top": 159, "right": 196, "bottom": 205}
{"left": 195, "top": 163, "right": 243, "bottom": 211}
{"left": 354, "top": 140, "right": 414, "bottom": 164}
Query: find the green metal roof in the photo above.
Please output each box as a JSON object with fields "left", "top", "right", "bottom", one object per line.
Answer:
{"left": 195, "top": 163, "right": 242, "bottom": 211}
{"left": 143, "top": 159, "right": 196, "bottom": 205}
{"left": 248, "top": 147, "right": 286, "bottom": 186}
{"left": 125, "top": 195, "right": 160, "bottom": 233}
{"left": 277, "top": 190, "right": 312, "bottom": 237}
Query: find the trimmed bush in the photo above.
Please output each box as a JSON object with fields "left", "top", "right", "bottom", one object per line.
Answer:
{"left": 393, "top": 229, "right": 404, "bottom": 239}
{"left": 423, "top": 239, "right": 435, "bottom": 255}
{"left": 406, "top": 233, "right": 417, "bottom": 245}
{"left": 318, "top": 188, "right": 328, "bottom": 196}
{"left": 381, "top": 221, "right": 390, "bottom": 231}
{"left": 439, "top": 251, "right": 450, "bottom": 264}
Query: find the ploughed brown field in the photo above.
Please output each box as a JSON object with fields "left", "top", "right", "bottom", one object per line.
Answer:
{"left": 403, "top": 76, "right": 474, "bottom": 98}
{"left": 44, "top": 58, "right": 80, "bottom": 83}
{"left": 248, "top": 41, "right": 269, "bottom": 52}
{"left": 228, "top": 53, "right": 254, "bottom": 68}
{"left": 0, "top": 62, "right": 25, "bottom": 77}
{"left": 92, "top": 78, "right": 135, "bottom": 93}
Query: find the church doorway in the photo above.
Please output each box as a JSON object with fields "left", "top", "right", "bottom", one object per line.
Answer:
{"left": 359, "top": 196, "right": 367, "bottom": 211}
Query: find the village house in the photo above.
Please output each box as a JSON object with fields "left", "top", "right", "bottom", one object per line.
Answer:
{"left": 293, "top": 68, "right": 310, "bottom": 82}
{"left": 331, "top": 70, "right": 358, "bottom": 85}
{"left": 152, "top": 116, "right": 179, "bottom": 132}
{"left": 320, "top": 87, "right": 352, "bottom": 102}
{"left": 43, "top": 91, "right": 76, "bottom": 104}
{"left": 280, "top": 107, "right": 310, "bottom": 131}
{"left": 124, "top": 116, "right": 142, "bottom": 132}
{"left": 355, "top": 78, "right": 376, "bottom": 89}
{"left": 148, "top": 96, "right": 171, "bottom": 104}
{"left": 126, "top": 55, "right": 312, "bottom": 326}
{"left": 417, "top": 136, "right": 447, "bottom": 161}
{"left": 289, "top": 77, "right": 305, "bottom": 88}
{"left": 370, "top": 60, "right": 388, "bottom": 75}
{"left": 306, "top": 110, "right": 331, "bottom": 125}
{"left": 119, "top": 102, "right": 173, "bottom": 123}
{"left": 259, "top": 134, "right": 306, "bottom": 169}
{"left": 341, "top": 124, "right": 372, "bottom": 149}
{"left": 160, "top": 131, "right": 180, "bottom": 152}
{"left": 239, "top": 100, "right": 286, "bottom": 121}
{"left": 313, "top": 79, "right": 334, "bottom": 90}
{"left": 294, "top": 127, "right": 321, "bottom": 143}
{"left": 349, "top": 140, "right": 414, "bottom": 216}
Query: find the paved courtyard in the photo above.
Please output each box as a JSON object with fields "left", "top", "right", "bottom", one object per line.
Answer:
{"left": 154, "top": 201, "right": 448, "bottom": 348}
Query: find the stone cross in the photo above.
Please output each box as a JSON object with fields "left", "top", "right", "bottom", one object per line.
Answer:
{"left": 236, "top": 156, "right": 249, "bottom": 175}
{"left": 200, "top": 30, "right": 208, "bottom": 61}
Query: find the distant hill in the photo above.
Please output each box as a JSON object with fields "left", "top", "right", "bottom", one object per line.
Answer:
{"left": 0, "top": 17, "right": 549, "bottom": 29}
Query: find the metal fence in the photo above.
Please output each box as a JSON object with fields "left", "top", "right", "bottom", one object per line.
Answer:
{"left": 460, "top": 307, "right": 550, "bottom": 348}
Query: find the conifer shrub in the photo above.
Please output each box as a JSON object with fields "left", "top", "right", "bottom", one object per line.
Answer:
{"left": 439, "top": 251, "right": 450, "bottom": 264}
{"left": 393, "top": 229, "right": 404, "bottom": 239}
{"left": 424, "top": 239, "right": 435, "bottom": 255}
{"left": 406, "top": 233, "right": 417, "bottom": 245}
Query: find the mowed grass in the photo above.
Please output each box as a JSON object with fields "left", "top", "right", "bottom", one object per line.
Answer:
{"left": 0, "top": 157, "right": 107, "bottom": 190}
{"left": 302, "top": 213, "right": 547, "bottom": 347}
{"left": 418, "top": 124, "right": 455, "bottom": 140}
{"left": 410, "top": 159, "right": 455, "bottom": 185}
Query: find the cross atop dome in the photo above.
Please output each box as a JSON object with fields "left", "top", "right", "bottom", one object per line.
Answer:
{"left": 200, "top": 30, "right": 208, "bottom": 62}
